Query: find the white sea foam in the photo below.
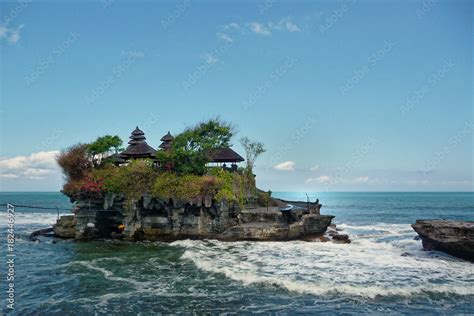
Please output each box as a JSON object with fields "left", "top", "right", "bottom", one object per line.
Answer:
{"left": 0, "top": 211, "right": 68, "bottom": 229}
{"left": 173, "top": 223, "right": 474, "bottom": 298}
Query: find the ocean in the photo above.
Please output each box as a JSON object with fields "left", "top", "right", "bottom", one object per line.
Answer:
{"left": 0, "top": 192, "right": 473, "bottom": 315}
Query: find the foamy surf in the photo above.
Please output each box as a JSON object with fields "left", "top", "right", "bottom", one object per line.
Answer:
{"left": 174, "top": 223, "right": 474, "bottom": 299}
{"left": 0, "top": 211, "right": 68, "bottom": 228}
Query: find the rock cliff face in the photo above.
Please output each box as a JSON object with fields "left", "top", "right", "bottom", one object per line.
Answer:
{"left": 412, "top": 220, "right": 474, "bottom": 262}
{"left": 57, "top": 193, "right": 334, "bottom": 242}
{"left": 53, "top": 215, "right": 76, "bottom": 238}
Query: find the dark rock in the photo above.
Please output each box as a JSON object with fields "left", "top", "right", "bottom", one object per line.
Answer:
{"left": 318, "top": 236, "right": 331, "bottom": 242}
{"left": 53, "top": 215, "right": 76, "bottom": 238}
{"left": 332, "top": 234, "right": 349, "bottom": 240}
{"left": 332, "top": 234, "right": 351, "bottom": 244}
{"left": 412, "top": 220, "right": 474, "bottom": 262}
{"left": 29, "top": 227, "right": 54, "bottom": 242}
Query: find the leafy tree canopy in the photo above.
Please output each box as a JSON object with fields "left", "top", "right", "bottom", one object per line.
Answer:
{"left": 172, "top": 118, "right": 233, "bottom": 152}
{"left": 157, "top": 118, "right": 234, "bottom": 175}
{"left": 87, "top": 135, "right": 123, "bottom": 156}
{"left": 86, "top": 135, "right": 123, "bottom": 167}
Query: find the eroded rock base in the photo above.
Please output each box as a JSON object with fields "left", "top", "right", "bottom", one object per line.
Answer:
{"left": 412, "top": 220, "right": 474, "bottom": 262}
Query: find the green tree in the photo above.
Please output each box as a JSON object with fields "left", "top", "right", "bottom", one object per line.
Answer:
{"left": 239, "top": 136, "right": 266, "bottom": 173}
{"left": 87, "top": 135, "right": 123, "bottom": 166}
{"left": 157, "top": 118, "right": 234, "bottom": 175}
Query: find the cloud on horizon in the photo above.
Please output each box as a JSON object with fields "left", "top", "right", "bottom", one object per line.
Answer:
{"left": 274, "top": 161, "right": 295, "bottom": 171}
{"left": 0, "top": 150, "right": 60, "bottom": 180}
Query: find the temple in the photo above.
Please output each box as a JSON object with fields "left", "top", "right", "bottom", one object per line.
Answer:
{"left": 158, "top": 131, "right": 174, "bottom": 151}
{"left": 121, "top": 127, "right": 157, "bottom": 159}
{"left": 113, "top": 127, "right": 245, "bottom": 170}
{"left": 53, "top": 125, "right": 335, "bottom": 243}
{"left": 208, "top": 147, "right": 244, "bottom": 171}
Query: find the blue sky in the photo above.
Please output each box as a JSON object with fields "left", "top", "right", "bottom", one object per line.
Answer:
{"left": 0, "top": 0, "right": 472, "bottom": 191}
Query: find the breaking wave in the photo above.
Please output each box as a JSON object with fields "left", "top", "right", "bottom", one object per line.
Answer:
{"left": 174, "top": 223, "right": 474, "bottom": 299}
{"left": 0, "top": 211, "right": 68, "bottom": 228}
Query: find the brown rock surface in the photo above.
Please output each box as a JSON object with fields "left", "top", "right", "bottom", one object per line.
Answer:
{"left": 53, "top": 215, "right": 76, "bottom": 238}
{"left": 411, "top": 220, "right": 474, "bottom": 262}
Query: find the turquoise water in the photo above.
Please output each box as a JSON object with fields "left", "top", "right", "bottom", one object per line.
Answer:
{"left": 0, "top": 192, "right": 473, "bottom": 314}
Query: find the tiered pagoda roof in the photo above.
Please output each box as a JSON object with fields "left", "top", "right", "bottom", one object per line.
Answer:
{"left": 158, "top": 131, "right": 174, "bottom": 150}
{"left": 121, "top": 127, "right": 157, "bottom": 158}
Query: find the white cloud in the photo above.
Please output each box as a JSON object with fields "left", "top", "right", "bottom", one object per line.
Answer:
{"left": 278, "top": 17, "right": 300, "bottom": 32}
{"left": 220, "top": 18, "right": 300, "bottom": 40}
{"left": 0, "top": 24, "right": 24, "bottom": 44}
{"left": 315, "top": 175, "right": 331, "bottom": 183}
{"left": 274, "top": 161, "right": 295, "bottom": 171}
{"left": 353, "top": 176, "right": 369, "bottom": 183}
{"left": 309, "top": 164, "right": 320, "bottom": 171}
{"left": 201, "top": 52, "right": 219, "bottom": 64}
{"left": 216, "top": 32, "right": 233, "bottom": 43}
{"left": 222, "top": 22, "right": 241, "bottom": 31}
{"left": 0, "top": 173, "right": 19, "bottom": 179}
{"left": 121, "top": 50, "right": 145, "bottom": 58}
{"left": 0, "top": 150, "right": 60, "bottom": 180}
{"left": 248, "top": 22, "right": 272, "bottom": 36}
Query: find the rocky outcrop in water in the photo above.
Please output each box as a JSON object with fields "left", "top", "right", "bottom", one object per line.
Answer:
{"left": 53, "top": 215, "right": 76, "bottom": 238}
{"left": 412, "top": 220, "right": 474, "bottom": 262}
{"left": 58, "top": 193, "right": 334, "bottom": 242}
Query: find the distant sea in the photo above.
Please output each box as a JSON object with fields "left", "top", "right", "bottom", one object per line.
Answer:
{"left": 0, "top": 192, "right": 473, "bottom": 314}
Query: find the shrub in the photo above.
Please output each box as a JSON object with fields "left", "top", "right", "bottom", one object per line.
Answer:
{"left": 116, "top": 159, "right": 158, "bottom": 201}
{"left": 90, "top": 165, "right": 122, "bottom": 193}
{"left": 57, "top": 144, "right": 92, "bottom": 182}
{"left": 152, "top": 173, "right": 221, "bottom": 202}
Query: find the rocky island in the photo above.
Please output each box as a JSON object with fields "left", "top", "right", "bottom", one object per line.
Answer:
{"left": 412, "top": 220, "right": 474, "bottom": 262}
{"left": 52, "top": 119, "right": 335, "bottom": 242}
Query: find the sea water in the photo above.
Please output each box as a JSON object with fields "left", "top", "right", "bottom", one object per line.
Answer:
{"left": 0, "top": 192, "right": 473, "bottom": 314}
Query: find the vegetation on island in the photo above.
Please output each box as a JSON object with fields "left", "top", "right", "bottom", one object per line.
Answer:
{"left": 57, "top": 119, "right": 267, "bottom": 209}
